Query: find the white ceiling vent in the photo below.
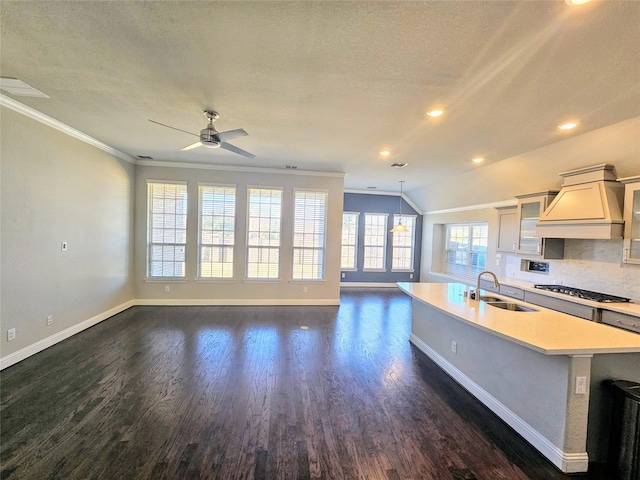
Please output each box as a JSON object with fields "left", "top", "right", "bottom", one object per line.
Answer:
{"left": 0, "top": 78, "right": 49, "bottom": 98}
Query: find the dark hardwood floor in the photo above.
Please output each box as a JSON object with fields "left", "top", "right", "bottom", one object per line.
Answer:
{"left": 1, "top": 288, "right": 614, "bottom": 479}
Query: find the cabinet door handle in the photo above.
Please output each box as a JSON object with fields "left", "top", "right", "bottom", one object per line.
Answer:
{"left": 536, "top": 243, "right": 541, "bottom": 254}
{"left": 623, "top": 249, "right": 628, "bottom": 263}
{"left": 512, "top": 242, "right": 516, "bottom": 252}
{"left": 617, "top": 319, "right": 639, "bottom": 329}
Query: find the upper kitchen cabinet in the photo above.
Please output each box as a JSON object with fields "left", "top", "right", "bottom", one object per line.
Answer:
{"left": 620, "top": 175, "right": 640, "bottom": 265}
{"left": 496, "top": 206, "right": 518, "bottom": 253}
{"left": 515, "top": 192, "right": 564, "bottom": 259}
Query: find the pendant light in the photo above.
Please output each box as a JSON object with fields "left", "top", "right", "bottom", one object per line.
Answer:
{"left": 390, "top": 181, "right": 408, "bottom": 233}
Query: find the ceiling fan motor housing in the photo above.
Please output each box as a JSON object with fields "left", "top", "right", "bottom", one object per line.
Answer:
{"left": 200, "top": 127, "right": 221, "bottom": 148}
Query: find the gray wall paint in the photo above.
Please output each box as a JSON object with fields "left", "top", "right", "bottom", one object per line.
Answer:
{"left": 342, "top": 192, "right": 422, "bottom": 283}
{"left": 1, "top": 107, "right": 135, "bottom": 358}
{"left": 134, "top": 165, "right": 344, "bottom": 303}
{"left": 411, "top": 300, "right": 578, "bottom": 452}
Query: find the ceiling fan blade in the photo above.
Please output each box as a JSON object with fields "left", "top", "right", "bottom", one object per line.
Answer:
{"left": 220, "top": 142, "right": 256, "bottom": 159}
{"left": 181, "top": 141, "right": 203, "bottom": 151}
{"left": 216, "top": 128, "right": 248, "bottom": 143}
{"left": 148, "top": 119, "right": 199, "bottom": 137}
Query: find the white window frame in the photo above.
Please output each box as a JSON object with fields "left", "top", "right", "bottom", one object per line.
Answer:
{"left": 391, "top": 214, "right": 417, "bottom": 272}
{"left": 341, "top": 212, "right": 359, "bottom": 271}
{"left": 198, "top": 183, "right": 236, "bottom": 280}
{"left": 444, "top": 222, "right": 488, "bottom": 281}
{"left": 246, "top": 187, "right": 283, "bottom": 280}
{"left": 363, "top": 213, "right": 388, "bottom": 271}
{"left": 292, "top": 189, "right": 327, "bottom": 281}
{"left": 146, "top": 181, "right": 188, "bottom": 279}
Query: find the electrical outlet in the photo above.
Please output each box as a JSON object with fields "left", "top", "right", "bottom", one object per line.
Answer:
{"left": 409, "top": 273, "right": 413, "bottom": 279}
{"left": 303, "top": 286, "right": 308, "bottom": 293}
{"left": 575, "top": 376, "right": 587, "bottom": 395}
{"left": 164, "top": 286, "right": 170, "bottom": 293}
{"left": 61, "top": 241, "right": 68, "bottom": 251}
{"left": 341, "top": 272, "right": 345, "bottom": 278}
{"left": 46, "top": 315, "right": 53, "bottom": 326}
{"left": 7, "top": 328, "right": 16, "bottom": 341}
{"left": 451, "top": 340, "right": 457, "bottom": 354}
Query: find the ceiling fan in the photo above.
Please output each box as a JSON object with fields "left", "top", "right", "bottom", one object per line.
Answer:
{"left": 149, "top": 110, "right": 255, "bottom": 159}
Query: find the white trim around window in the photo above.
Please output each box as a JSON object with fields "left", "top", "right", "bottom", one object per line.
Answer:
{"left": 246, "top": 186, "right": 283, "bottom": 280}
{"left": 292, "top": 189, "right": 328, "bottom": 280}
{"left": 363, "top": 212, "right": 388, "bottom": 271}
{"left": 146, "top": 180, "right": 188, "bottom": 279}
{"left": 341, "top": 211, "right": 359, "bottom": 271}
{"left": 198, "top": 183, "right": 236, "bottom": 280}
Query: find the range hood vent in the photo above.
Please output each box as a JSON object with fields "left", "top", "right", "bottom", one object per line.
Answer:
{"left": 536, "top": 164, "right": 624, "bottom": 240}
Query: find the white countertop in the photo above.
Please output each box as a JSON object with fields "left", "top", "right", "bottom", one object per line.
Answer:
{"left": 398, "top": 282, "right": 640, "bottom": 356}
{"left": 433, "top": 272, "right": 640, "bottom": 318}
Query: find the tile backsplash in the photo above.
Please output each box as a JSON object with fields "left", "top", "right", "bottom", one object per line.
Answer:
{"left": 505, "top": 239, "right": 640, "bottom": 301}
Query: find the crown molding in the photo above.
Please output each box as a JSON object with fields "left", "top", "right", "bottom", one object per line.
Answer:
{"left": 426, "top": 199, "right": 517, "bottom": 215}
{"left": 1, "top": 94, "right": 136, "bottom": 164}
{"left": 135, "top": 158, "right": 346, "bottom": 177}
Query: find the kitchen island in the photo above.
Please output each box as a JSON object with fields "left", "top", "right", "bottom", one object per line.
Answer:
{"left": 397, "top": 282, "right": 640, "bottom": 474}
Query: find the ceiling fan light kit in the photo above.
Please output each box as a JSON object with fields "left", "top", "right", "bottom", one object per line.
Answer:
{"left": 150, "top": 110, "right": 255, "bottom": 159}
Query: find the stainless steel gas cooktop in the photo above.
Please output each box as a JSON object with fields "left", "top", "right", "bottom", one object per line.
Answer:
{"left": 534, "top": 285, "right": 631, "bottom": 303}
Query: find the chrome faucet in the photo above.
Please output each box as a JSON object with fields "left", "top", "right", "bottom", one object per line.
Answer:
{"left": 471, "top": 270, "right": 500, "bottom": 300}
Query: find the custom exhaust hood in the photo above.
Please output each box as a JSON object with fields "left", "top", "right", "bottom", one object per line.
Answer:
{"left": 536, "top": 164, "right": 625, "bottom": 240}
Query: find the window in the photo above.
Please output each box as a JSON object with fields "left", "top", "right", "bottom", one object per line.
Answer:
{"left": 147, "top": 182, "right": 188, "bottom": 278}
{"left": 199, "top": 185, "right": 235, "bottom": 278}
{"left": 293, "top": 190, "right": 327, "bottom": 280}
{"left": 445, "top": 223, "right": 488, "bottom": 281}
{"left": 247, "top": 187, "right": 282, "bottom": 279}
{"left": 363, "top": 213, "right": 388, "bottom": 270}
{"left": 341, "top": 212, "right": 359, "bottom": 270}
{"left": 392, "top": 215, "right": 416, "bottom": 270}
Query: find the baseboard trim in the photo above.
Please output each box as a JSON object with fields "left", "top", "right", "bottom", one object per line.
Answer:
{"left": 340, "top": 282, "right": 399, "bottom": 288}
{"left": 0, "top": 300, "right": 135, "bottom": 371}
{"left": 135, "top": 298, "right": 340, "bottom": 306}
{"left": 1, "top": 298, "right": 344, "bottom": 370}
{"left": 409, "top": 333, "right": 589, "bottom": 474}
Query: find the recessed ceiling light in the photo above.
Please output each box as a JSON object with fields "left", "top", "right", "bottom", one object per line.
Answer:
{"left": 565, "top": 0, "right": 591, "bottom": 5}
{"left": 379, "top": 150, "right": 391, "bottom": 156}
{"left": 472, "top": 157, "right": 485, "bottom": 164}
{"left": 427, "top": 108, "right": 445, "bottom": 118}
{"left": 390, "top": 162, "right": 408, "bottom": 168}
{"left": 558, "top": 122, "right": 579, "bottom": 131}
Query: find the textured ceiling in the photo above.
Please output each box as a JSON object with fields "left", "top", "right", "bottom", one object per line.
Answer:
{"left": 1, "top": 1, "right": 639, "bottom": 209}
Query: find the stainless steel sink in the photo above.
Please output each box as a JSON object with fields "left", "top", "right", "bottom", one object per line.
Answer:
{"left": 478, "top": 296, "right": 501, "bottom": 302}
{"left": 486, "top": 301, "right": 538, "bottom": 312}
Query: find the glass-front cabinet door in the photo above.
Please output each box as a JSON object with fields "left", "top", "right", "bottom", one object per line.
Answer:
{"left": 517, "top": 200, "right": 541, "bottom": 254}
{"left": 621, "top": 176, "right": 640, "bottom": 265}
{"left": 514, "top": 191, "right": 564, "bottom": 259}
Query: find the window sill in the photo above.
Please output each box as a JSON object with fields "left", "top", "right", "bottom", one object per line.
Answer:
{"left": 362, "top": 269, "right": 387, "bottom": 273}
{"left": 145, "top": 278, "right": 187, "bottom": 283}
{"left": 391, "top": 269, "right": 415, "bottom": 273}
{"left": 289, "top": 279, "right": 326, "bottom": 283}
{"left": 341, "top": 268, "right": 358, "bottom": 272}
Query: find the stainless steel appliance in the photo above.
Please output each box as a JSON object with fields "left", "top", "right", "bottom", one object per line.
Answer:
{"left": 534, "top": 284, "right": 631, "bottom": 303}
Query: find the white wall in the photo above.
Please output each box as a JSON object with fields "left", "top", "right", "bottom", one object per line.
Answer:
{"left": 0, "top": 107, "right": 135, "bottom": 363}
{"left": 417, "top": 116, "right": 640, "bottom": 212}
{"left": 134, "top": 164, "right": 344, "bottom": 304}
